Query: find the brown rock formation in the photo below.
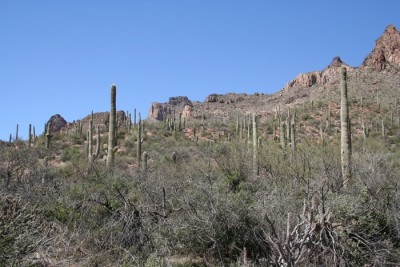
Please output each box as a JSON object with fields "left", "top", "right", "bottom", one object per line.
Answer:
{"left": 205, "top": 94, "right": 219, "bottom": 103}
{"left": 148, "top": 103, "right": 168, "bottom": 121}
{"left": 148, "top": 96, "right": 193, "bottom": 121}
{"left": 284, "top": 56, "right": 351, "bottom": 90}
{"left": 204, "top": 93, "right": 246, "bottom": 104}
{"left": 182, "top": 105, "right": 192, "bottom": 118}
{"left": 47, "top": 114, "right": 67, "bottom": 133}
{"left": 362, "top": 24, "right": 400, "bottom": 70}
{"left": 168, "top": 96, "right": 192, "bottom": 106}
{"left": 57, "top": 111, "right": 126, "bottom": 134}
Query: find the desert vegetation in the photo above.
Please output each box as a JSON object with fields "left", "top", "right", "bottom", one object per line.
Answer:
{"left": 2, "top": 25, "right": 400, "bottom": 266}
{"left": 1, "top": 66, "right": 400, "bottom": 267}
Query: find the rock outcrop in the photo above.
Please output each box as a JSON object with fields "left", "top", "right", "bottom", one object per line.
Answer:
{"left": 284, "top": 56, "right": 351, "bottom": 90}
{"left": 56, "top": 111, "right": 127, "bottom": 134}
{"left": 204, "top": 93, "right": 245, "bottom": 104}
{"left": 47, "top": 114, "right": 67, "bottom": 133}
{"left": 148, "top": 103, "right": 168, "bottom": 121}
{"left": 182, "top": 105, "right": 192, "bottom": 118}
{"left": 168, "top": 96, "right": 192, "bottom": 107}
{"left": 362, "top": 24, "right": 400, "bottom": 70}
{"left": 148, "top": 96, "right": 193, "bottom": 121}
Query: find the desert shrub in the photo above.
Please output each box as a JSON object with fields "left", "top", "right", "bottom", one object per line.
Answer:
{"left": 300, "top": 112, "right": 312, "bottom": 121}
{"left": 0, "top": 194, "right": 56, "bottom": 266}
{"left": 67, "top": 133, "right": 85, "bottom": 145}
{"left": 60, "top": 146, "right": 81, "bottom": 162}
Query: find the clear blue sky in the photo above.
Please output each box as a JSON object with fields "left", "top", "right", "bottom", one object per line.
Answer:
{"left": 1, "top": 1, "right": 400, "bottom": 141}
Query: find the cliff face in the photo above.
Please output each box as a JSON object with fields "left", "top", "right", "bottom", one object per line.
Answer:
{"left": 284, "top": 56, "right": 352, "bottom": 90}
{"left": 362, "top": 25, "right": 400, "bottom": 70}
{"left": 147, "top": 24, "right": 400, "bottom": 122}
{"left": 148, "top": 96, "right": 193, "bottom": 121}
{"left": 284, "top": 25, "right": 400, "bottom": 90}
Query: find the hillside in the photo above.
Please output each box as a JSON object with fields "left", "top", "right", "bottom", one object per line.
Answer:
{"left": 148, "top": 24, "right": 400, "bottom": 141}
{"left": 1, "top": 25, "right": 400, "bottom": 266}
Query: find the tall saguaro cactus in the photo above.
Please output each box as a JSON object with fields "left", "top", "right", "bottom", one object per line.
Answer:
{"left": 88, "top": 119, "right": 93, "bottom": 162}
{"left": 15, "top": 124, "right": 19, "bottom": 142}
{"left": 45, "top": 121, "right": 53, "bottom": 149}
{"left": 252, "top": 113, "right": 258, "bottom": 176}
{"left": 340, "top": 67, "right": 351, "bottom": 186}
{"left": 290, "top": 120, "right": 296, "bottom": 151}
{"left": 28, "top": 124, "right": 32, "bottom": 147}
{"left": 137, "top": 114, "right": 142, "bottom": 167}
{"left": 95, "top": 124, "right": 100, "bottom": 159}
{"left": 280, "top": 121, "right": 286, "bottom": 149}
{"left": 106, "top": 84, "right": 117, "bottom": 170}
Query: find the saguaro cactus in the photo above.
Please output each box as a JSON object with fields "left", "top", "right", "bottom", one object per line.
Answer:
{"left": 137, "top": 114, "right": 142, "bottom": 167}
{"left": 340, "top": 67, "right": 351, "bottom": 186}
{"left": 178, "top": 112, "right": 182, "bottom": 131}
{"left": 95, "top": 124, "right": 100, "bottom": 159}
{"left": 33, "top": 126, "right": 36, "bottom": 144}
{"left": 106, "top": 84, "right": 117, "bottom": 169}
{"left": 88, "top": 119, "right": 93, "bottom": 162}
{"left": 15, "top": 124, "right": 19, "bottom": 142}
{"left": 290, "top": 120, "right": 296, "bottom": 151}
{"left": 252, "top": 113, "right": 258, "bottom": 176}
{"left": 45, "top": 121, "right": 53, "bottom": 149}
{"left": 28, "top": 124, "right": 32, "bottom": 147}
{"left": 280, "top": 121, "right": 286, "bottom": 149}
{"left": 134, "top": 108, "right": 137, "bottom": 128}
{"left": 143, "top": 151, "right": 148, "bottom": 173}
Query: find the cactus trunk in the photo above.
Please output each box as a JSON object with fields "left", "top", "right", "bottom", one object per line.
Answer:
{"left": 28, "top": 124, "right": 32, "bottom": 147}
{"left": 137, "top": 115, "right": 142, "bottom": 167}
{"left": 88, "top": 119, "right": 93, "bottom": 162}
{"left": 106, "top": 84, "right": 117, "bottom": 170}
{"left": 252, "top": 113, "right": 258, "bottom": 176}
{"left": 45, "top": 121, "right": 52, "bottom": 149}
{"left": 95, "top": 124, "right": 100, "bottom": 159}
{"left": 340, "top": 67, "right": 351, "bottom": 187}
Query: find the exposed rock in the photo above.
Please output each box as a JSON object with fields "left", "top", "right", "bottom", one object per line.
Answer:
{"left": 47, "top": 114, "right": 67, "bottom": 133}
{"left": 205, "top": 94, "right": 219, "bottom": 103}
{"left": 327, "top": 56, "right": 345, "bottom": 68}
{"left": 148, "top": 103, "right": 168, "bottom": 121}
{"left": 284, "top": 56, "right": 351, "bottom": 90}
{"left": 60, "top": 111, "right": 126, "bottom": 134}
{"left": 204, "top": 93, "right": 246, "bottom": 103}
{"left": 362, "top": 25, "right": 400, "bottom": 70}
{"left": 168, "top": 96, "right": 192, "bottom": 106}
{"left": 80, "top": 111, "right": 126, "bottom": 126}
{"left": 182, "top": 105, "right": 192, "bottom": 118}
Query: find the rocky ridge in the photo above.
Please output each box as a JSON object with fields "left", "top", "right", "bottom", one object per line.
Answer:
{"left": 362, "top": 24, "right": 400, "bottom": 70}
{"left": 146, "top": 24, "right": 400, "bottom": 123}
{"left": 46, "top": 111, "right": 127, "bottom": 134}
{"left": 283, "top": 56, "right": 351, "bottom": 90}
{"left": 44, "top": 25, "right": 400, "bottom": 130}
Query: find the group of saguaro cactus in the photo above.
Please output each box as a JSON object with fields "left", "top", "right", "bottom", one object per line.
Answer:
{"left": 86, "top": 113, "right": 101, "bottom": 163}
{"left": 163, "top": 108, "right": 183, "bottom": 132}
{"left": 33, "top": 68, "right": 354, "bottom": 183}
{"left": 96, "top": 84, "right": 143, "bottom": 170}
{"left": 235, "top": 114, "right": 257, "bottom": 142}
{"left": 278, "top": 110, "right": 296, "bottom": 151}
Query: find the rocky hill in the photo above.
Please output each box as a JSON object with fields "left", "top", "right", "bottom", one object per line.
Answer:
{"left": 147, "top": 24, "right": 400, "bottom": 127}
{"left": 362, "top": 24, "right": 400, "bottom": 70}
{"left": 4, "top": 24, "right": 400, "bottom": 267}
